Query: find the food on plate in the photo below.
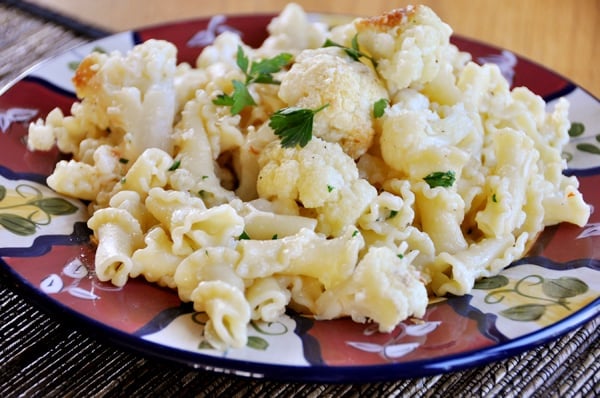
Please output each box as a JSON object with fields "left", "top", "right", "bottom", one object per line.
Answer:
{"left": 27, "top": 3, "right": 590, "bottom": 350}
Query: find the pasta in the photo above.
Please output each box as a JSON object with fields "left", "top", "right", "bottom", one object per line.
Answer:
{"left": 27, "top": 3, "right": 590, "bottom": 349}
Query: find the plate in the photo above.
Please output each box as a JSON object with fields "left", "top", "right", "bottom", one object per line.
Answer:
{"left": 0, "top": 13, "right": 599, "bottom": 383}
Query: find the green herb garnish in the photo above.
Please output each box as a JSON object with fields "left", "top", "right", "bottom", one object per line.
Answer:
{"left": 373, "top": 98, "right": 388, "bottom": 118}
{"left": 238, "top": 231, "right": 251, "bottom": 240}
{"left": 213, "top": 46, "right": 292, "bottom": 115}
{"left": 269, "top": 104, "right": 329, "bottom": 148}
{"left": 423, "top": 171, "right": 456, "bottom": 188}
{"left": 323, "top": 34, "right": 377, "bottom": 68}
{"left": 168, "top": 159, "right": 181, "bottom": 171}
{"left": 213, "top": 79, "right": 255, "bottom": 115}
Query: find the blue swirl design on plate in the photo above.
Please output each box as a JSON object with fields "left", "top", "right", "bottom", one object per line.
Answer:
{"left": 288, "top": 310, "right": 324, "bottom": 365}
{"left": 444, "top": 295, "right": 509, "bottom": 343}
{"left": 511, "top": 255, "right": 600, "bottom": 271}
{"left": 133, "top": 303, "right": 195, "bottom": 336}
{"left": 542, "top": 83, "right": 577, "bottom": 103}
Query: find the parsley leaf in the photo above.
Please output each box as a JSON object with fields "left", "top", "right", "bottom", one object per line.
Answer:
{"left": 236, "top": 45, "right": 250, "bottom": 75}
{"left": 323, "top": 34, "right": 377, "bottom": 68}
{"left": 230, "top": 80, "right": 256, "bottom": 115}
{"left": 269, "top": 104, "right": 329, "bottom": 148}
{"left": 214, "top": 46, "right": 292, "bottom": 114}
{"left": 249, "top": 53, "right": 293, "bottom": 84}
{"left": 168, "top": 159, "right": 181, "bottom": 171}
{"left": 423, "top": 171, "right": 456, "bottom": 188}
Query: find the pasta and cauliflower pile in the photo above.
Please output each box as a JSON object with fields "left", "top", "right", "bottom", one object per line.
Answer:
{"left": 27, "top": 4, "right": 590, "bottom": 350}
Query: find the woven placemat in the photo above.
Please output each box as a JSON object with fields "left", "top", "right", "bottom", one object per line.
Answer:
{"left": 0, "top": 3, "right": 599, "bottom": 397}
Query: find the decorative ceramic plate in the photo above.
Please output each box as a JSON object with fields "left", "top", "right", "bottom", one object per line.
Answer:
{"left": 0, "top": 13, "right": 599, "bottom": 383}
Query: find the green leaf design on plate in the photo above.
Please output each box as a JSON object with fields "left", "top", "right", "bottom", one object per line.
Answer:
{"left": 568, "top": 122, "right": 585, "bottom": 137}
{"left": 576, "top": 143, "right": 600, "bottom": 155}
{"left": 500, "top": 304, "right": 546, "bottom": 322}
{"left": 246, "top": 335, "right": 269, "bottom": 350}
{"left": 0, "top": 213, "right": 37, "bottom": 235}
{"left": 68, "top": 61, "right": 81, "bottom": 71}
{"left": 28, "top": 198, "right": 78, "bottom": 215}
{"left": 542, "top": 277, "right": 588, "bottom": 299}
{"left": 474, "top": 275, "right": 509, "bottom": 290}
{"left": 0, "top": 185, "right": 6, "bottom": 202}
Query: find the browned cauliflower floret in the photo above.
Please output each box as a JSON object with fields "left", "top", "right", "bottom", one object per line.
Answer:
{"left": 72, "top": 39, "right": 177, "bottom": 159}
{"left": 278, "top": 47, "right": 388, "bottom": 159}
{"left": 354, "top": 5, "right": 453, "bottom": 95}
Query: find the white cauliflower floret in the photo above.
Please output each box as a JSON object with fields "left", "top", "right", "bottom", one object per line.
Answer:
{"left": 47, "top": 144, "right": 121, "bottom": 201}
{"left": 257, "top": 137, "right": 357, "bottom": 208}
{"left": 354, "top": 5, "right": 453, "bottom": 95}
{"left": 72, "top": 39, "right": 177, "bottom": 159}
{"left": 315, "top": 245, "right": 428, "bottom": 332}
{"left": 278, "top": 47, "right": 388, "bottom": 159}
{"left": 256, "top": 2, "right": 329, "bottom": 58}
{"left": 257, "top": 137, "right": 376, "bottom": 236}
{"left": 195, "top": 31, "right": 247, "bottom": 90}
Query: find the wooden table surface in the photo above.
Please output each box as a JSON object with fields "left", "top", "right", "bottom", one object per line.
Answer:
{"left": 28, "top": 0, "right": 600, "bottom": 98}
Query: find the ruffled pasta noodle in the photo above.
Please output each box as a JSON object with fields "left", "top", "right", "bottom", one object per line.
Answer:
{"left": 27, "top": 3, "right": 590, "bottom": 349}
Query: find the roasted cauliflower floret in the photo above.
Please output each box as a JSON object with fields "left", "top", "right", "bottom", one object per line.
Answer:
{"left": 72, "top": 39, "right": 177, "bottom": 159}
{"left": 278, "top": 47, "right": 388, "bottom": 159}
{"left": 354, "top": 5, "right": 453, "bottom": 95}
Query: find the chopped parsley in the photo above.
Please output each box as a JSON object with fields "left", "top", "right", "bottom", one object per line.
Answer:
{"left": 269, "top": 104, "right": 329, "bottom": 148}
{"left": 423, "top": 171, "right": 456, "bottom": 188}
{"left": 213, "top": 46, "right": 292, "bottom": 115}
{"left": 327, "top": 185, "right": 335, "bottom": 193}
{"left": 168, "top": 159, "right": 181, "bottom": 171}
{"left": 119, "top": 158, "right": 129, "bottom": 164}
{"left": 238, "top": 231, "right": 251, "bottom": 240}
{"left": 373, "top": 98, "right": 388, "bottom": 118}
{"left": 388, "top": 210, "right": 399, "bottom": 219}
